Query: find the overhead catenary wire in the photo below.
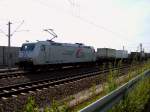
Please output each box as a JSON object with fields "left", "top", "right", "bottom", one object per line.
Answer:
{"left": 31, "top": 0, "right": 150, "bottom": 52}
{"left": 0, "top": 28, "right": 7, "bottom": 36}
{"left": 67, "top": 0, "right": 75, "bottom": 6}
{"left": 0, "top": 20, "right": 29, "bottom": 67}
{"left": 11, "top": 20, "right": 24, "bottom": 36}
{"left": 76, "top": 16, "right": 125, "bottom": 38}
{"left": 31, "top": 0, "right": 126, "bottom": 39}
{"left": 14, "top": 30, "right": 30, "bottom": 32}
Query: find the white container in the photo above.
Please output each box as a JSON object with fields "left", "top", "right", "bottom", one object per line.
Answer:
{"left": 116, "top": 50, "right": 128, "bottom": 59}
{"left": 97, "top": 48, "right": 116, "bottom": 59}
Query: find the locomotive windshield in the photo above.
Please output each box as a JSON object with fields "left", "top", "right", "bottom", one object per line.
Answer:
{"left": 21, "top": 44, "right": 35, "bottom": 51}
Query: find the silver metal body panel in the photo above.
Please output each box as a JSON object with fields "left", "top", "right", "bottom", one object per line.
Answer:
{"left": 19, "top": 41, "right": 96, "bottom": 65}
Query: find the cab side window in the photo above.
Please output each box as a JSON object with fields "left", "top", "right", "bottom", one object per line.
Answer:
{"left": 41, "top": 45, "right": 45, "bottom": 51}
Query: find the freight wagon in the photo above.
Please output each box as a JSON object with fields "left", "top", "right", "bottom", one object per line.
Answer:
{"left": 115, "top": 50, "right": 128, "bottom": 59}
{"left": 128, "top": 52, "right": 146, "bottom": 62}
{"left": 0, "top": 46, "right": 19, "bottom": 67}
{"left": 96, "top": 48, "right": 116, "bottom": 63}
{"left": 18, "top": 40, "right": 150, "bottom": 71}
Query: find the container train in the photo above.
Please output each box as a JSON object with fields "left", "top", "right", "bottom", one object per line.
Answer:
{"left": 18, "top": 40, "right": 149, "bottom": 70}
{"left": 18, "top": 41, "right": 96, "bottom": 70}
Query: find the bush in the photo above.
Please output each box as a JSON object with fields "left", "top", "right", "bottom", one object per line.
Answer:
{"left": 109, "top": 77, "right": 150, "bottom": 112}
{"left": 24, "top": 97, "right": 39, "bottom": 112}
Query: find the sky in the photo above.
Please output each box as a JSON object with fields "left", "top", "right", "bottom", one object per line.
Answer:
{"left": 0, "top": 0, "right": 150, "bottom": 52}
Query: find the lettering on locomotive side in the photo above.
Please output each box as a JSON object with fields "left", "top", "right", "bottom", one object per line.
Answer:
{"left": 62, "top": 50, "right": 74, "bottom": 56}
{"left": 76, "top": 48, "right": 85, "bottom": 58}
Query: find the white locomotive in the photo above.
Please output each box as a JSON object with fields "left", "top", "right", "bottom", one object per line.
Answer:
{"left": 18, "top": 40, "right": 96, "bottom": 69}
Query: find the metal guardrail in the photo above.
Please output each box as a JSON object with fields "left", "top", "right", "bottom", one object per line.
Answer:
{"left": 79, "top": 70, "right": 150, "bottom": 112}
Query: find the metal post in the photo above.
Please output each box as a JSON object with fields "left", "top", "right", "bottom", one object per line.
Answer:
{"left": 8, "top": 21, "right": 12, "bottom": 68}
{"left": 140, "top": 43, "right": 142, "bottom": 53}
{"left": 8, "top": 22, "right": 11, "bottom": 47}
{"left": 0, "top": 21, "right": 25, "bottom": 68}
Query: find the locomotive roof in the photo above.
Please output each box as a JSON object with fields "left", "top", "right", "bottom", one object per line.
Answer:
{"left": 23, "top": 41, "right": 93, "bottom": 48}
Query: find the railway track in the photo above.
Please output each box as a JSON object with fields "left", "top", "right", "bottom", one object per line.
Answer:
{"left": 0, "top": 71, "right": 27, "bottom": 79}
{"left": 0, "top": 64, "right": 128, "bottom": 80}
{"left": 0, "top": 66, "right": 98, "bottom": 80}
{"left": 0, "top": 63, "right": 131, "bottom": 80}
{"left": 0, "top": 66, "right": 129, "bottom": 99}
{"left": 0, "top": 68, "right": 19, "bottom": 73}
{"left": 0, "top": 66, "right": 101, "bottom": 88}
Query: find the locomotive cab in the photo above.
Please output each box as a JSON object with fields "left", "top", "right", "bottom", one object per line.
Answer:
{"left": 18, "top": 43, "right": 36, "bottom": 69}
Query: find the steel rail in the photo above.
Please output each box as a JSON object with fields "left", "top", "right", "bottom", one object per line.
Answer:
{"left": 0, "top": 71, "right": 27, "bottom": 79}
{"left": 0, "top": 65, "right": 125, "bottom": 79}
{"left": 0, "top": 68, "right": 19, "bottom": 73}
{"left": 0, "top": 66, "right": 99, "bottom": 80}
{"left": 0, "top": 66, "right": 129, "bottom": 98}
{"left": 0, "top": 65, "right": 98, "bottom": 79}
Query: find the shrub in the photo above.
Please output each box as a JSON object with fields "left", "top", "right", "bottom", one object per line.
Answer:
{"left": 24, "top": 97, "right": 39, "bottom": 112}
{"left": 109, "top": 77, "right": 150, "bottom": 112}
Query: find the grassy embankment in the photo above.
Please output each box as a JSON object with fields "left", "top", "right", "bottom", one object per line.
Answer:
{"left": 23, "top": 60, "right": 150, "bottom": 112}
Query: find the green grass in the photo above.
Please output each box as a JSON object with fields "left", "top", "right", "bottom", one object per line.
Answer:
{"left": 109, "top": 76, "right": 150, "bottom": 112}
{"left": 24, "top": 97, "right": 39, "bottom": 112}
{"left": 71, "top": 91, "right": 106, "bottom": 112}
{"left": 106, "top": 63, "right": 118, "bottom": 93}
{"left": 72, "top": 60, "right": 150, "bottom": 111}
{"left": 23, "top": 60, "right": 150, "bottom": 112}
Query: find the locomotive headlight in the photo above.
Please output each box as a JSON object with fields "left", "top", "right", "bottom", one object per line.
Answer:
{"left": 28, "top": 58, "right": 33, "bottom": 61}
